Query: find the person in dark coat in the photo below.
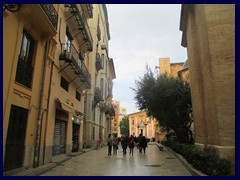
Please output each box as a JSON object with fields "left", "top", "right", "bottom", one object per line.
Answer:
{"left": 106, "top": 133, "right": 112, "bottom": 155}
{"left": 121, "top": 135, "right": 128, "bottom": 155}
{"left": 141, "top": 136, "right": 148, "bottom": 154}
{"left": 138, "top": 134, "right": 143, "bottom": 153}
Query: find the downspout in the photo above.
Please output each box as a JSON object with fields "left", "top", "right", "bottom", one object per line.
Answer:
{"left": 33, "top": 40, "right": 49, "bottom": 168}
{"left": 43, "top": 59, "right": 54, "bottom": 165}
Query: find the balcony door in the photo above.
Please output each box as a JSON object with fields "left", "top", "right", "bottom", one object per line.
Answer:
{"left": 15, "top": 30, "right": 35, "bottom": 88}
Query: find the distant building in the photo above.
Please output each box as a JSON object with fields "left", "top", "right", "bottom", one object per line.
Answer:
{"left": 128, "top": 110, "right": 156, "bottom": 139}
{"left": 112, "top": 101, "right": 120, "bottom": 136}
{"left": 178, "top": 59, "right": 189, "bottom": 81}
{"left": 118, "top": 106, "right": 127, "bottom": 136}
{"left": 158, "top": 57, "right": 184, "bottom": 77}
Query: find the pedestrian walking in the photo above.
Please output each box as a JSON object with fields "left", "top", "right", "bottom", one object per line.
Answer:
{"left": 112, "top": 134, "right": 119, "bottom": 155}
{"left": 141, "top": 136, "right": 148, "bottom": 154}
{"left": 128, "top": 135, "right": 135, "bottom": 156}
{"left": 121, "top": 135, "right": 128, "bottom": 155}
{"left": 106, "top": 133, "right": 112, "bottom": 155}
{"left": 137, "top": 134, "right": 143, "bottom": 153}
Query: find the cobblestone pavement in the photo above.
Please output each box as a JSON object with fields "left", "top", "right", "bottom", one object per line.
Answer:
{"left": 40, "top": 144, "right": 192, "bottom": 176}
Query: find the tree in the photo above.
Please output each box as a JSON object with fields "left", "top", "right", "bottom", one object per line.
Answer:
{"left": 132, "top": 65, "right": 194, "bottom": 144}
{"left": 119, "top": 116, "right": 129, "bottom": 137}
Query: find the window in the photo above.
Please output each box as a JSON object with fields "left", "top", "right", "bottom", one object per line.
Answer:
{"left": 100, "top": 78, "right": 104, "bottom": 98}
{"left": 101, "top": 54, "right": 104, "bottom": 70}
{"left": 64, "top": 27, "right": 73, "bottom": 53}
{"left": 132, "top": 119, "right": 134, "bottom": 125}
{"left": 76, "top": 90, "right": 81, "bottom": 101}
{"left": 60, "top": 76, "right": 68, "bottom": 91}
{"left": 15, "top": 30, "right": 35, "bottom": 88}
{"left": 92, "top": 127, "right": 95, "bottom": 140}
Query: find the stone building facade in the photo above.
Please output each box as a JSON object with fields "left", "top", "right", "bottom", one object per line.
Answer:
{"left": 83, "top": 4, "right": 115, "bottom": 148}
{"left": 180, "top": 4, "right": 235, "bottom": 172}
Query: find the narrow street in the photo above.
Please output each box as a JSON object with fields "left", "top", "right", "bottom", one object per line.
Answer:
{"left": 40, "top": 143, "right": 192, "bottom": 176}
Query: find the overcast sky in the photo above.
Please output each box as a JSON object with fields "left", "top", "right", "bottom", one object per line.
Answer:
{"left": 106, "top": 4, "right": 187, "bottom": 114}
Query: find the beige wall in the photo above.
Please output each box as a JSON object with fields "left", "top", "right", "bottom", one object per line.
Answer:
{"left": 159, "top": 57, "right": 184, "bottom": 77}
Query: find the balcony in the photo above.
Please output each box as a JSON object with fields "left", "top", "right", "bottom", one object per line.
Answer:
{"left": 59, "top": 43, "right": 91, "bottom": 90}
{"left": 64, "top": 4, "right": 93, "bottom": 53}
{"left": 96, "top": 53, "right": 103, "bottom": 71}
{"left": 15, "top": 57, "right": 33, "bottom": 88}
{"left": 80, "top": 4, "right": 93, "bottom": 18}
{"left": 40, "top": 4, "right": 58, "bottom": 29}
{"left": 18, "top": 4, "right": 58, "bottom": 39}
{"left": 94, "top": 87, "right": 103, "bottom": 105}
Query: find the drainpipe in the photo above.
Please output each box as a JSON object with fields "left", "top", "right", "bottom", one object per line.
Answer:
{"left": 33, "top": 40, "right": 49, "bottom": 168}
{"left": 43, "top": 58, "right": 54, "bottom": 165}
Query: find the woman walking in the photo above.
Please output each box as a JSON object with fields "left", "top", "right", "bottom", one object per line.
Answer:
{"left": 112, "top": 134, "right": 119, "bottom": 155}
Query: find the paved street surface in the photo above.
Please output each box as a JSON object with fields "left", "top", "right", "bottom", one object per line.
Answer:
{"left": 40, "top": 143, "right": 192, "bottom": 176}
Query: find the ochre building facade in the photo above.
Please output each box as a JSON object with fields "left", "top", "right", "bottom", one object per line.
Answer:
{"left": 3, "top": 4, "right": 115, "bottom": 172}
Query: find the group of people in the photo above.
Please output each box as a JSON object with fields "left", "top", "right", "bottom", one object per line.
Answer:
{"left": 106, "top": 133, "right": 148, "bottom": 156}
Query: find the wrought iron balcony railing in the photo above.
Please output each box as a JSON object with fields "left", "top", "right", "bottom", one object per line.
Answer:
{"left": 65, "top": 4, "right": 93, "bottom": 51}
{"left": 40, "top": 4, "right": 58, "bottom": 30}
{"left": 59, "top": 43, "right": 91, "bottom": 89}
{"left": 15, "top": 57, "right": 33, "bottom": 88}
{"left": 94, "top": 87, "right": 103, "bottom": 105}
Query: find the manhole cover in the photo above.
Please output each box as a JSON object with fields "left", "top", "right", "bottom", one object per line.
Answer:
{"left": 144, "top": 165, "right": 161, "bottom": 167}
{"left": 166, "top": 157, "right": 175, "bottom": 159}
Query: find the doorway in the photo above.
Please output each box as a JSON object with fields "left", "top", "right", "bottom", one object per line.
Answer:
{"left": 4, "top": 105, "right": 28, "bottom": 171}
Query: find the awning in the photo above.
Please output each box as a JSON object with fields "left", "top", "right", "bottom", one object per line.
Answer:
{"left": 55, "top": 98, "right": 74, "bottom": 113}
{"left": 56, "top": 98, "right": 85, "bottom": 117}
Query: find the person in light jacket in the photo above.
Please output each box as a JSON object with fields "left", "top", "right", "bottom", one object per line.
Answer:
{"left": 112, "top": 134, "right": 119, "bottom": 155}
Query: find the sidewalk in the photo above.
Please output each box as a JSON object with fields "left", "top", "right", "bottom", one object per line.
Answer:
{"left": 3, "top": 147, "right": 97, "bottom": 176}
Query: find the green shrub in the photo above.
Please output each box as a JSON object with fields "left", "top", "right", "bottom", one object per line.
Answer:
{"left": 162, "top": 140, "right": 231, "bottom": 176}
